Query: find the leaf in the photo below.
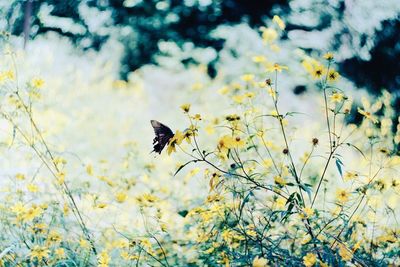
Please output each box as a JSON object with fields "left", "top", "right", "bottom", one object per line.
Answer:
{"left": 300, "top": 183, "right": 313, "bottom": 200}
{"left": 335, "top": 158, "right": 344, "bottom": 178}
{"left": 177, "top": 210, "right": 188, "bottom": 217}
{"left": 173, "top": 159, "right": 197, "bottom": 176}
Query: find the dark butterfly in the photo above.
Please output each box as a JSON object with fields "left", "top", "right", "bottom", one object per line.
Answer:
{"left": 150, "top": 120, "right": 174, "bottom": 154}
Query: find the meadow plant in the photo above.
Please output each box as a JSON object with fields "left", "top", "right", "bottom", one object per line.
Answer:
{"left": 0, "top": 18, "right": 399, "bottom": 267}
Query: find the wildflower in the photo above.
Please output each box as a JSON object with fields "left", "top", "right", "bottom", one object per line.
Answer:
{"left": 336, "top": 189, "right": 350, "bottom": 204}
{"left": 344, "top": 171, "right": 358, "bottom": 182}
{"left": 32, "top": 223, "right": 47, "bottom": 234}
{"left": 193, "top": 113, "right": 202, "bottom": 121}
{"left": 27, "top": 183, "right": 39, "bottom": 193}
{"left": 253, "top": 256, "right": 268, "bottom": 267}
{"left": 98, "top": 250, "right": 111, "bottom": 267}
{"left": 241, "top": 74, "right": 255, "bottom": 82}
{"left": 273, "top": 15, "right": 285, "bottom": 30}
{"left": 23, "top": 205, "right": 43, "bottom": 222}
{"left": 47, "top": 231, "right": 62, "bottom": 243}
{"left": 233, "top": 136, "right": 246, "bottom": 148}
{"left": 266, "top": 63, "right": 288, "bottom": 72}
{"left": 252, "top": 55, "right": 267, "bottom": 63}
{"left": 260, "top": 27, "right": 278, "bottom": 44}
{"left": 330, "top": 92, "right": 344, "bottom": 103}
{"left": 30, "top": 246, "right": 50, "bottom": 262}
{"left": 115, "top": 191, "right": 127, "bottom": 203}
{"left": 357, "top": 97, "right": 381, "bottom": 124}
{"left": 0, "top": 70, "right": 14, "bottom": 83}
{"left": 358, "top": 108, "right": 378, "bottom": 124}
{"left": 218, "top": 86, "right": 229, "bottom": 95}
{"left": 323, "top": 52, "right": 334, "bottom": 61}
{"left": 312, "top": 65, "right": 325, "bottom": 79}
{"left": 303, "top": 253, "right": 317, "bottom": 267}
{"left": 218, "top": 135, "right": 235, "bottom": 153}
{"left": 11, "top": 202, "right": 26, "bottom": 215}
{"left": 275, "top": 197, "right": 286, "bottom": 209}
{"left": 31, "top": 78, "right": 45, "bottom": 88}
{"left": 232, "top": 94, "right": 245, "bottom": 103}
{"left": 274, "top": 175, "right": 286, "bottom": 186}
{"left": 55, "top": 248, "right": 65, "bottom": 259}
{"left": 57, "top": 171, "right": 65, "bottom": 185}
{"left": 15, "top": 173, "right": 25, "bottom": 180}
{"left": 86, "top": 164, "right": 94, "bottom": 176}
{"left": 180, "top": 104, "right": 191, "bottom": 113}
{"left": 328, "top": 69, "right": 340, "bottom": 82}
{"left": 166, "top": 130, "right": 184, "bottom": 155}
{"left": 301, "top": 207, "right": 315, "bottom": 218}
{"left": 80, "top": 238, "right": 91, "bottom": 249}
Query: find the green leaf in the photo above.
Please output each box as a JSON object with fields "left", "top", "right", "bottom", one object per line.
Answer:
{"left": 173, "top": 159, "right": 197, "bottom": 176}
{"left": 335, "top": 158, "right": 344, "bottom": 177}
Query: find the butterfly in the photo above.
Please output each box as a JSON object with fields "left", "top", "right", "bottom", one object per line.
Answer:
{"left": 150, "top": 120, "right": 174, "bottom": 154}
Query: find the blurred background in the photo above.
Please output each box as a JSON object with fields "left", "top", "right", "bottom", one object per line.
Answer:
{"left": 1, "top": 0, "right": 399, "bottom": 93}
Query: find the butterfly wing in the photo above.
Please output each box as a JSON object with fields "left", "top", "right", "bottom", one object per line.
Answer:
{"left": 150, "top": 120, "right": 174, "bottom": 154}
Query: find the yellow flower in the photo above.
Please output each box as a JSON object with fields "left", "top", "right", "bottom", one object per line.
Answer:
{"left": 301, "top": 207, "right": 315, "bottom": 218}
{"left": 312, "top": 65, "right": 325, "bottom": 79}
{"left": 232, "top": 94, "right": 245, "bottom": 103}
{"left": 323, "top": 52, "right": 334, "bottom": 61}
{"left": 232, "top": 136, "right": 246, "bottom": 148}
{"left": 166, "top": 130, "right": 184, "bottom": 155}
{"left": 115, "top": 191, "right": 127, "bottom": 203}
{"left": 273, "top": 15, "right": 285, "bottom": 30}
{"left": 218, "top": 135, "right": 235, "bottom": 152}
{"left": 260, "top": 27, "right": 278, "bottom": 44}
{"left": 57, "top": 171, "right": 65, "bottom": 185}
{"left": 274, "top": 175, "right": 286, "bottom": 186}
{"left": 358, "top": 108, "right": 378, "bottom": 124}
{"left": 47, "top": 231, "right": 62, "bottom": 243}
{"left": 218, "top": 86, "right": 229, "bottom": 95}
{"left": 31, "top": 78, "right": 45, "bottom": 88}
{"left": 303, "top": 253, "right": 317, "bottom": 267}
{"left": 252, "top": 55, "right": 267, "bottom": 63}
{"left": 0, "top": 70, "right": 15, "bottom": 83}
{"left": 241, "top": 74, "right": 255, "bottom": 82}
{"left": 11, "top": 202, "right": 26, "bottom": 215}
{"left": 266, "top": 63, "right": 288, "bottom": 72}
{"left": 344, "top": 171, "right": 358, "bottom": 182}
{"left": 328, "top": 69, "right": 340, "bottom": 82}
{"left": 27, "top": 183, "right": 39, "bottom": 193}
{"left": 86, "top": 164, "right": 94, "bottom": 175}
{"left": 15, "top": 173, "right": 25, "bottom": 180}
{"left": 98, "top": 250, "right": 111, "bottom": 267}
{"left": 275, "top": 197, "right": 286, "bottom": 209}
{"left": 252, "top": 256, "right": 269, "bottom": 267}
{"left": 55, "top": 248, "right": 65, "bottom": 259}
{"left": 30, "top": 246, "right": 50, "bottom": 262}
{"left": 336, "top": 189, "right": 350, "bottom": 204}
{"left": 330, "top": 92, "right": 344, "bottom": 103}
{"left": 23, "top": 205, "right": 43, "bottom": 222}
{"left": 79, "top": 238, "right": 91, "bottom": 249}
{"left": 180, "top": 103, "right": 191, "bottom": 113}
